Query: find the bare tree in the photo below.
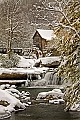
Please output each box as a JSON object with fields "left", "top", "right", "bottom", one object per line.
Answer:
{"left": 0, "top": 0, "right": 25, "bottom": 58}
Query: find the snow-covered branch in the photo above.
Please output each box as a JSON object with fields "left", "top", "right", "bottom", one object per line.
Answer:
{"left": 55, "top": 23, "right": 80, "bottom": 39}
{"left": 12, "top": 22, "right": 19, "bottom": 31}
{"left": 43, "top": 0, "right": 80, "bottom": 39}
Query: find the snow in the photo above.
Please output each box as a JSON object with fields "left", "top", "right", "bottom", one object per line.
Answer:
{"left": 0, "top": 56, "right": 60, "bottom": 73}
{"left": 0, "top": 55, "right": 65, "bottom": 118}
{"left": 70, "top": 103, "right": 80, "bottom": 111}
{"left": 36, "top": 29, "right": 56, "bottom": 40}
{"left": 5, "top": 88, "right": 21, "bottom": 97}
{"left": 35, "top": 56, "right": 60, "bottom": 65}
{"left": 37, "top": 92, "right": 48, "bottom": 99}
{"left": 0, "top": 89, "right": 25, "bottom": 112}
{"left": 37, "top": 89, "right": 64, "bottom": 100}
{"left": 49, "top": 99, "right": 65, "bottom": 104}
{"left": 0, "top": 105, "right": 11, "bottom": 119}
{"left": 0, "top": 53, "right": 57, "bottom": 69}
{"left": 0, "top": 86, "right": 31, "bottom": 119}
{"left": 52, "top": 88, "right": 62, "bottom": 93}
{"left": 17, "top": 56, "right": 60, "bottom": 69}
{"left": 0, "top": 66, "right": 49, "bottom": 77}
{"left": 17, "top": 56, "right": 35, "bottom": 68}
{"left": 0, "top": 68, "right": 13, "bottom": 75}
{"left": 0, "top": 105, "right": 7, "bottom": 114}
{"left": 0, "top": 56, "right": 60, "bottom": 86}
{"left": 59, "top": 56, "right": 67, "bottom": 67}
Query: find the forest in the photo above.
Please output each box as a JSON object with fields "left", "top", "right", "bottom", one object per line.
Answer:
{"left": 0, "top": 0, "right": 80, "bottom": 117}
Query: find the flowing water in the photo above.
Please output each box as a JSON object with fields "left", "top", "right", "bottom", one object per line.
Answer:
{"left": 31, "top": 71, "right": 63, "bottom": 86}
{"left": 7, "top": 88, "right": 80, "bottom": 120}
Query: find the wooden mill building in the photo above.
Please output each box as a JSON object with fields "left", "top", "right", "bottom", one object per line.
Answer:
{"left": 33, "top": 29, "right": 56, "bottom": 51}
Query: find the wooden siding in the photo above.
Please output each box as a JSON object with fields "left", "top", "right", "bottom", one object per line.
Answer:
{"left": 33, "top": 31, "right": 47, "bottom": 51}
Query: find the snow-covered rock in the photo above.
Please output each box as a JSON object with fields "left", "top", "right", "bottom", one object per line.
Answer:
{"left": 37, "top": 92, "right": 48, "bottom": 99}
{"left": 0, "top": 105, "right": 11, "bottom": 119}
{"left": 0, "top": 105, "right": 8, "bottom": 114}
{"left": 34, "top": 56, "right": 61, "bottom": 67}
{"left": 37, "top": 89, "right": 64, "bottom": 100}
{"left": 5, "top": 88, "right": 21, "bottom": 98}
{"left": 0, "top": 86, "right": 31, "bottom": 119}
{"left": 0, "top": 89, "right": 26, "bottom": 112}
{"left": 49, "top": 99, "right": 65, "bottom": 104}
{"left": 0, "top": 84, "right": 6, "bottom": 90}
{"left": 10, "top": 85, "right": 16, "bottom": 88}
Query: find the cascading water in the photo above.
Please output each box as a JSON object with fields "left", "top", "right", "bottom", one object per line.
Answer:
{"left": 31, "top": 71, "right": 63, "bottom": 86}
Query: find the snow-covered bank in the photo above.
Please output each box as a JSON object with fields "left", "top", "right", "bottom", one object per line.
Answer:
{"left": 17, "top": 56, "right": 60, "bottom": 68}
{"left": 0, "top": 67, "right": 49, "bottom": 83}
{"left": 0, "top": 67, "right": 49, "bottom": 75}
{"left": 0, "top": 85, "right": 31, "bottom": 119}
{"left": 17, "top": 56, "right": 35, "bottom": 68}
{"left": 0, "top": 56, "right": 61, "bottom": 81}
{"left": 0, "top": 55, "right": 61, "bottom": 68}
{"left": 0, "top": 57, "right": 62, "bottom": 87}
{"left": 0, "top": 67, "right": 46, "bottom": 74}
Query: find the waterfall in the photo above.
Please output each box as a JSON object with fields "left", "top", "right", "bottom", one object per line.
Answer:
{"left": 32, "top": 71, "right": 63, "bottom": 86}
{"left": 43, "top": 72, "right": 62, "bottom": 85}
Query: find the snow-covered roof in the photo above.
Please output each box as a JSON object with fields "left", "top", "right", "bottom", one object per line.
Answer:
{"left": 35, "top": 29, "right": 56, "bottom": 40}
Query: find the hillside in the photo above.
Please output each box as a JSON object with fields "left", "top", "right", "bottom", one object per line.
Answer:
{"left": 0, "top": 0, "right": 60, "bottom": 49}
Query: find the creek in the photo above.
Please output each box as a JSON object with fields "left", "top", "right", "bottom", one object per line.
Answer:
{"left": 6, "top": 88, "right": 80, "bottom": 120}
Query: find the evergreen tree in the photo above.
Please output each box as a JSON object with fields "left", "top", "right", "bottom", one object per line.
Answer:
{"left": 53, "top": 0, "right": 80, "bottom": 111}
